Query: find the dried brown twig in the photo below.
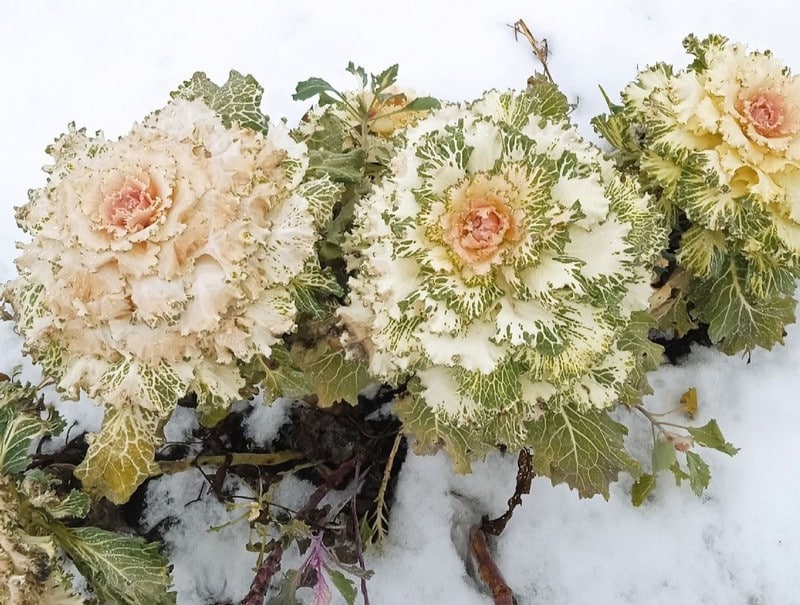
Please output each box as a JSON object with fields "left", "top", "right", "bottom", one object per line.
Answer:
{"left": 510, "top": 19, "right": 554, "bottom": 83}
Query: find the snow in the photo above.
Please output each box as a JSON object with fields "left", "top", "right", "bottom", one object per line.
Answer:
{"left": 2, "top": 1, "right": 799, "bottom": 603}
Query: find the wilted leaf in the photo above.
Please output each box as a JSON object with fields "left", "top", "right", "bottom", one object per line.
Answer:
{"left": 74, "top": 406, "right": 163, "bottom": 505}
{"left": 680, "top": 387, "right": 698, "bottom": 418}
{"left": 631, "top": 473, "right": 656, "bottom": 506}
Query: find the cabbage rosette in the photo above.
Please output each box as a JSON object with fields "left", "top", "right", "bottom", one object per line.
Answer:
{"left": 3, "top": 72, "right": 340, "bottom": 503}
{"left": 594, "top": 35, "right": 800, "bottom": 353}
{"left": 341, "top": 79, "right": 667, "bottom": 497}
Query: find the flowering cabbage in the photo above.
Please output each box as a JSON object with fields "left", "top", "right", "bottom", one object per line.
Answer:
{"left": 594, "top": 35, "right": 800, "bottom": 353}
{"left": 340, "top": 79, "right": 667, "bottom": 495}
{"left": 3, "top": 73, "right": 340, "bottom": 503}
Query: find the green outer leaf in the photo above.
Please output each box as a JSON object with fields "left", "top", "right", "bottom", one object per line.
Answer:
{"left": 695, "top": 259, "right": 796, "bottom": 354}
{"left": 526, "top": 406, "right": 640, "bottom": 499}
{"left": 44, "top": 489, "right": 91, "bottom": 520}
{"left": 401, "top": 96, "right": 441, "bottom": 112}
{"left": 293, "top": 77, "right": 337, "bottom": 102}
{"left": 292, "top": 342, "right": 371, "bottom": 407}
{"left": 685, "top": 451, "right": 711, "bottom": 496}
{"left": 631, "top": 473, "right": 656, "bottom": 506}
{"left": 51, "top": 524, "right": 175, "bottom": 605}
{"left": 0, "top": 406, "right": 44, "bottom": 474}
{"left": 326, "top": 566, "right": 358, "bottom": 605}
{"left": 688, "top": 419, "right": 739, "bottom": 456}
{"left": 172, "top": 70, "right": 269, "bottom": 134}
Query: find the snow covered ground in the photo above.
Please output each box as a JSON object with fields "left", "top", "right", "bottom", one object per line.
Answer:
{"left": 1, "top": 1, "right": 798, "bottom": 603}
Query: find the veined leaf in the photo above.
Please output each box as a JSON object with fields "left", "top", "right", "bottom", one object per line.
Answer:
{"left": 292, "top": 341, "right": 371, "bottom": 407}
{"left": 526, "top": 74, "right": 571, "bottom": 123}
{"left": 695, "top": 259, "right": 796, "bottom": 354}
{"left": 401, "top": 96, "right": 441, "bottom": 112}
{"left": 172, "top": 70, "right": 269, "bottom": 134}
{"left": 372, "top": 64, "right": 399, "bottom": 92}
{"left": 74, "top": 405, "right": 164, "bottom": 504}
{"left": 44, "top": 489, "right": 91, "bottom": 520}
{"left": 0, "top": 406, "right": 45, "bottom": 474}
{"left": 326, "top": 567, "right": 358, "bottom": 605}
{"left": 526, "top": 406, "right": 640, "bottom": 499}
{"left": 51, "top": 524, "right": 175, "bottom": 605}
{"left": 247, "top": 346, "right": 315, "bottom": 401}
{"left": 688, "top": 419, "right": 739, "bottom": 456}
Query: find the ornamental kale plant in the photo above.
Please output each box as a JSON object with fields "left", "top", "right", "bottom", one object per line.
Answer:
{"left": 594, "top": 34, "right": 800, "bottom": 354}
{"left": 338, "top": 77, "right": 669, "bottom": 497}
{"left": 3, "top": 72, "right": 341, "bottom": 504}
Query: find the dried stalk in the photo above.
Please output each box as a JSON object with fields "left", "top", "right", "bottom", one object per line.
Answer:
{"left": 468, "top": 525, "right": 515, "bottom": 605}
{"left": 510, "top": 19, "right": 554, "bottom": 83}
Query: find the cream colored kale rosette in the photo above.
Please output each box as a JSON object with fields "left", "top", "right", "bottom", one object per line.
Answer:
{"left": 341, "top": 78, "right": 667, "bottom": 497}
{"left": 3, "top": 72, "right": 340, "bottom": 504}
{"left": 595, "top": 35, "right": 800, "bottom": 353}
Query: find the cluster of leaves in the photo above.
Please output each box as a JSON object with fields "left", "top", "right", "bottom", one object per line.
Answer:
{"left": 593, "top": 34, "right": 800, "bottom": 355}
{"left": 0, "top": 374, "right": 173, "bottom": 604}
{"left": 631, "top": 388, "right": 739, "bottom": 505}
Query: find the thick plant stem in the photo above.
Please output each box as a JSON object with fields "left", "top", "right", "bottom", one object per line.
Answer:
{"left": 156, "top": 451, "right": 303, "bottom": 475}
{"left": 468, "top": 525, "right": 515, "bottom": 605}
{"left": 241, "top": 543, "right": 284, "bottom": 605}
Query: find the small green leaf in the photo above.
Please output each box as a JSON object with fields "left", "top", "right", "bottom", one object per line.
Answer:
{"left": 685, "top": 451, "right": 711, "bottom": 497}
{"left": 652, "top": 438, "right": 677, "bottom": 473}
{"left": 631, "top": 473, "right": 656, "bottom": 506}
{"left": 372, "top": 64, "right": 399, "bottom": 92}
{"left": 293, "top": 77, "right": 338, "bottom": 102}
{"left": 326, "top": 567, "right": 358, "bottom": 605}
{"left": 51, "top": 524, "right": 175, "bottom": 605}
{"left": 268, "top": 570, "right": 302, "bottom": 605}
{"left": 401, "top": 96, "right": 441, "bottom": 112}
{"left": 251, "top": 346, "right": 315, "bottom": 401}
{"left": 688, "top": 419, "right": 739, "bottom": 456}
{"left": 346, "top": 62, "right": 368, "bottom": 87}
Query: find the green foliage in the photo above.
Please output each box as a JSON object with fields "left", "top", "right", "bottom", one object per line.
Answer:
{"left": 526, "top": 407, "right": 641, "bottom": 500}
{"left": 696, "top": 260, "right": 796, "bottom": 354}
{"left": 687, "top": 419, "right": 740, "bottom": 456}
{"left": 172, "top": 70, "right": 269, "bottom": 134}
{"left": 291, "top": 341, "right": 371, "bottom": 407}
{"left": 52, "top": 525, "right": 176, "bottom": 605}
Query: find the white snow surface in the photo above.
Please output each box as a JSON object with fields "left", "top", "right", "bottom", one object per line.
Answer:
{"left": 2, "top": 1, "right": 799, "bottom": 603}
